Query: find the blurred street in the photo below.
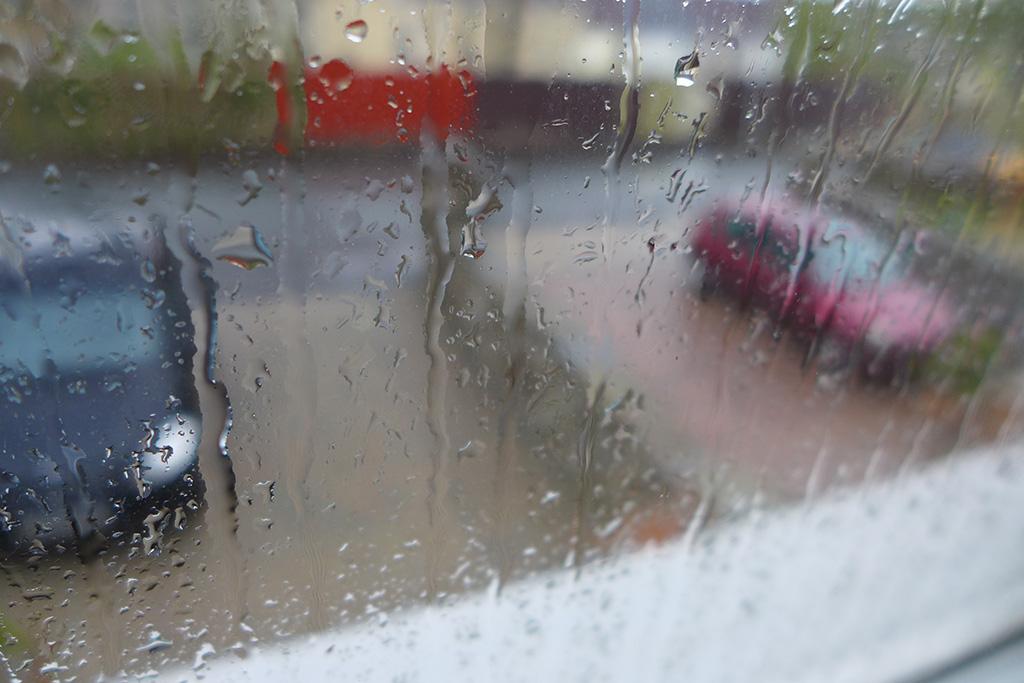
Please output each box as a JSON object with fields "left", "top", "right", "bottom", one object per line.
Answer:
{"left": 4, "top": 0, "right": 1024, "bottom": 680}
{"left": 1, "top": 149, "right": 1018, "bottom": 679}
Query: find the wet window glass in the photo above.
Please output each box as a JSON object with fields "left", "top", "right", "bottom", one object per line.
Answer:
{"left": 2, "top": 1, "right": 1024, "bottom": 681}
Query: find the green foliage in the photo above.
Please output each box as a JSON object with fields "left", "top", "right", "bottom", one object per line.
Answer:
{"left": 0, "top": 21, "right": 277, "bottom": 161}
{"left": 923, "top": 326, "right": 1004, "bottom": 396}
{"left": 0, "top": 613, "right": 42, "bottom": 682}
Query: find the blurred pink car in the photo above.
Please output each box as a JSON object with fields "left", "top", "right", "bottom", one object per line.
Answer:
{"left": 692, "top": 201, "right": 959, "bottom": 379}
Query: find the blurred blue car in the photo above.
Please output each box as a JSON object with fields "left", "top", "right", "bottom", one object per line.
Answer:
{"left": 0, "top": 216, "right": 203, "bottom": 556}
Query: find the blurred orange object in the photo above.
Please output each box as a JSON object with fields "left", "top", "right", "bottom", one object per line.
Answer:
{"left": 269, "top": 59, "right": 476, "bottom": 153}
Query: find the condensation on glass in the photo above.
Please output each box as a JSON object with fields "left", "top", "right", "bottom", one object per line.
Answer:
{"left": 1, "top": 0, "right": 1023, "bottom": 680}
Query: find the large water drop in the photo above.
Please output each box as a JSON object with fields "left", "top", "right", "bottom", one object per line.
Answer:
{"left": 674, "top": 51, "right": 700, "bottom": 87}
{"left": 212, "top": 224, "right": 274, "bottom": 270}
{"left": 345, "top": 20, "right": 368, "bottom": 43}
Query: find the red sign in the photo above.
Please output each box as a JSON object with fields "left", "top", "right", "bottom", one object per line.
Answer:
{"left": 269, "top": 60, "right": 477, "bottom": 154}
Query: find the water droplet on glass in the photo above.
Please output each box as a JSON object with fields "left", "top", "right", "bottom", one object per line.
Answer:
{"left": 706, "top": 76, "right": 724, "bottom": 102}
{"left": 466, "top": 184, "right": 501, "bottom": 221}
{"left": 137, "top": 631, "right": 173, "bottom": 654}
{"left": 581, "top": 130, "right": 601, "bottom": 150}
{"left": 345, "top": 20, "right": 368, "bottom": 43}
{"left": 237, "top": 169, "right": 263, "bottom": 206}
{"left": 365, "top": 178, "right": 386, "bottom": 201}
{"left": 457, "top": 440, "right": 486, "bottom": 460}
{"left": 761, "top": 29, "right": 784, "bottom": 56}
{"left": 460, "top": 225, "right": 487, "bottom": 259}
{"left": 913, "top": 230, "right": 933, "bottom": 256}
{"left": 724, "top": 25, "right": 739, "bottom": 50}
{"left": 141, "top": 258, "right": 157, "bottom": 283}
{"left": 0, "top": 43, "right": 28, "bottom": 88}
{"left": 395, "top": 254, "right": 408, "bottom": 287}
{"left": 43, "top": 164, "right": 62, "bottom": 185}
{"left": 315, "top": 59, "right": 355, "bottom": 95}
{"left": 213, "top": 223, "right": 274, "bottom": 270}
{"left": 832, "top": 0, "right": 852, "bottom": 15}
{"left": 674, "top": 51, "right": 700, "bottom": 87}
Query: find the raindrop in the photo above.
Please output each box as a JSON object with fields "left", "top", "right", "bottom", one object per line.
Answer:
{"left": 457, "top": 440, "right": 486, "bottom": 460}
{"left": 460, "top": 184, "right": 502, "bottom": 259}
{"left": 365, "top": 178, "right": 386, "bottom": 201}
{"left": 43, "top": 164, "right": 62, "bottom": 185}
{"left": 212, "top": 223, "right": 274, "bottom": 270}
{"left": 816, "top": 36, "right": 838, "bottom": 55}
{"left": 832, "top": 0, "right": 853, "bottom": 14}
{"left": 460, "top": 220, "right": 487, "bottom": 259}
{"left": 237, "top": 169, "right": 263, "bottom": 206}
{"left": 0, "top": 43, "right": 28, "bottom": 88}
{"left": 913, "top": 230, "right": 933, "bottom": 256}
{"left": 141, "top": 259, "right": 157, "bottom": 283}
{"left": 395, "top": 254, "right": 409, "bottom": 287}
{"left": 466, "top": 184, "right": 501, "bottom": 221}
{"left": 581, "top": 130, "right": 601, "bottom": 150}
{"left": 674, "top": 51, "right": 700, "bottom": 87}
{"left": 705, "top": 75, "right": 724, "bottom": 102}
{"left": 724, "top": 24, "right": 739, "bottom": 50}
{"left": 761, "top": 29, "right": 784, "bottom": 56}
{"left": 137, "top": 631, "right": 173, "bottom": 654}
{"left": 345, "top": 20, "right": 369, "bottom": 43}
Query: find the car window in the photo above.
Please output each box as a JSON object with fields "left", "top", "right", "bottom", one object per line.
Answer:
{"left": 810, "top": 222, "right": 912, "bottom": 288}
{"left": 725, "top": 215, "right": 798, "bottom": 270}
{"left": 1, "top": 288, "right": 162, "bottom": 375}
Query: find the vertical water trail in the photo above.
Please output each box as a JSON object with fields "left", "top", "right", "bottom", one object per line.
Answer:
{"left": 916, "top": 0, "right": 985, "bottom": 175}
{"left": 169, "top": 212, "right": 247, "bottom": 632}
{"left": 420, "top": 127, "right": 455, "bottom": 600}
{"left": 943, "top": 70, "right": 1024, "bottom": 456}
{"left": 494, "top": 157, "right": 533, "bottom": 590}
{"left": 882, "top": 67, "right": 1022, "bottom": 460}
{"left": 577, "top": 0, "right": 641, "bottom": 577}
{"left": 890, "top": 0, "right": 985, "bottom": 232}
{"left": 85, "top": 558, "right": 124, "bottom": 678}
{"left": 155, "top": 13, "right": 243, "bottom": 616}
{"left": 417, "top": 0, "right": 457, "bottom": 601}
{"left": 573, "top": 380, "right": 606, "bottom": 578}
{"left": 276, "top": 155, "right": 329, "bottom": 631}
{"left": 861, "top": 8, "right": 950, "bottom": 185}
{"left": 601, "top": 0, "right": 642, "bottom": 262}
{"left": 809, "top": 0, "right": 879, "bottom": 203}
